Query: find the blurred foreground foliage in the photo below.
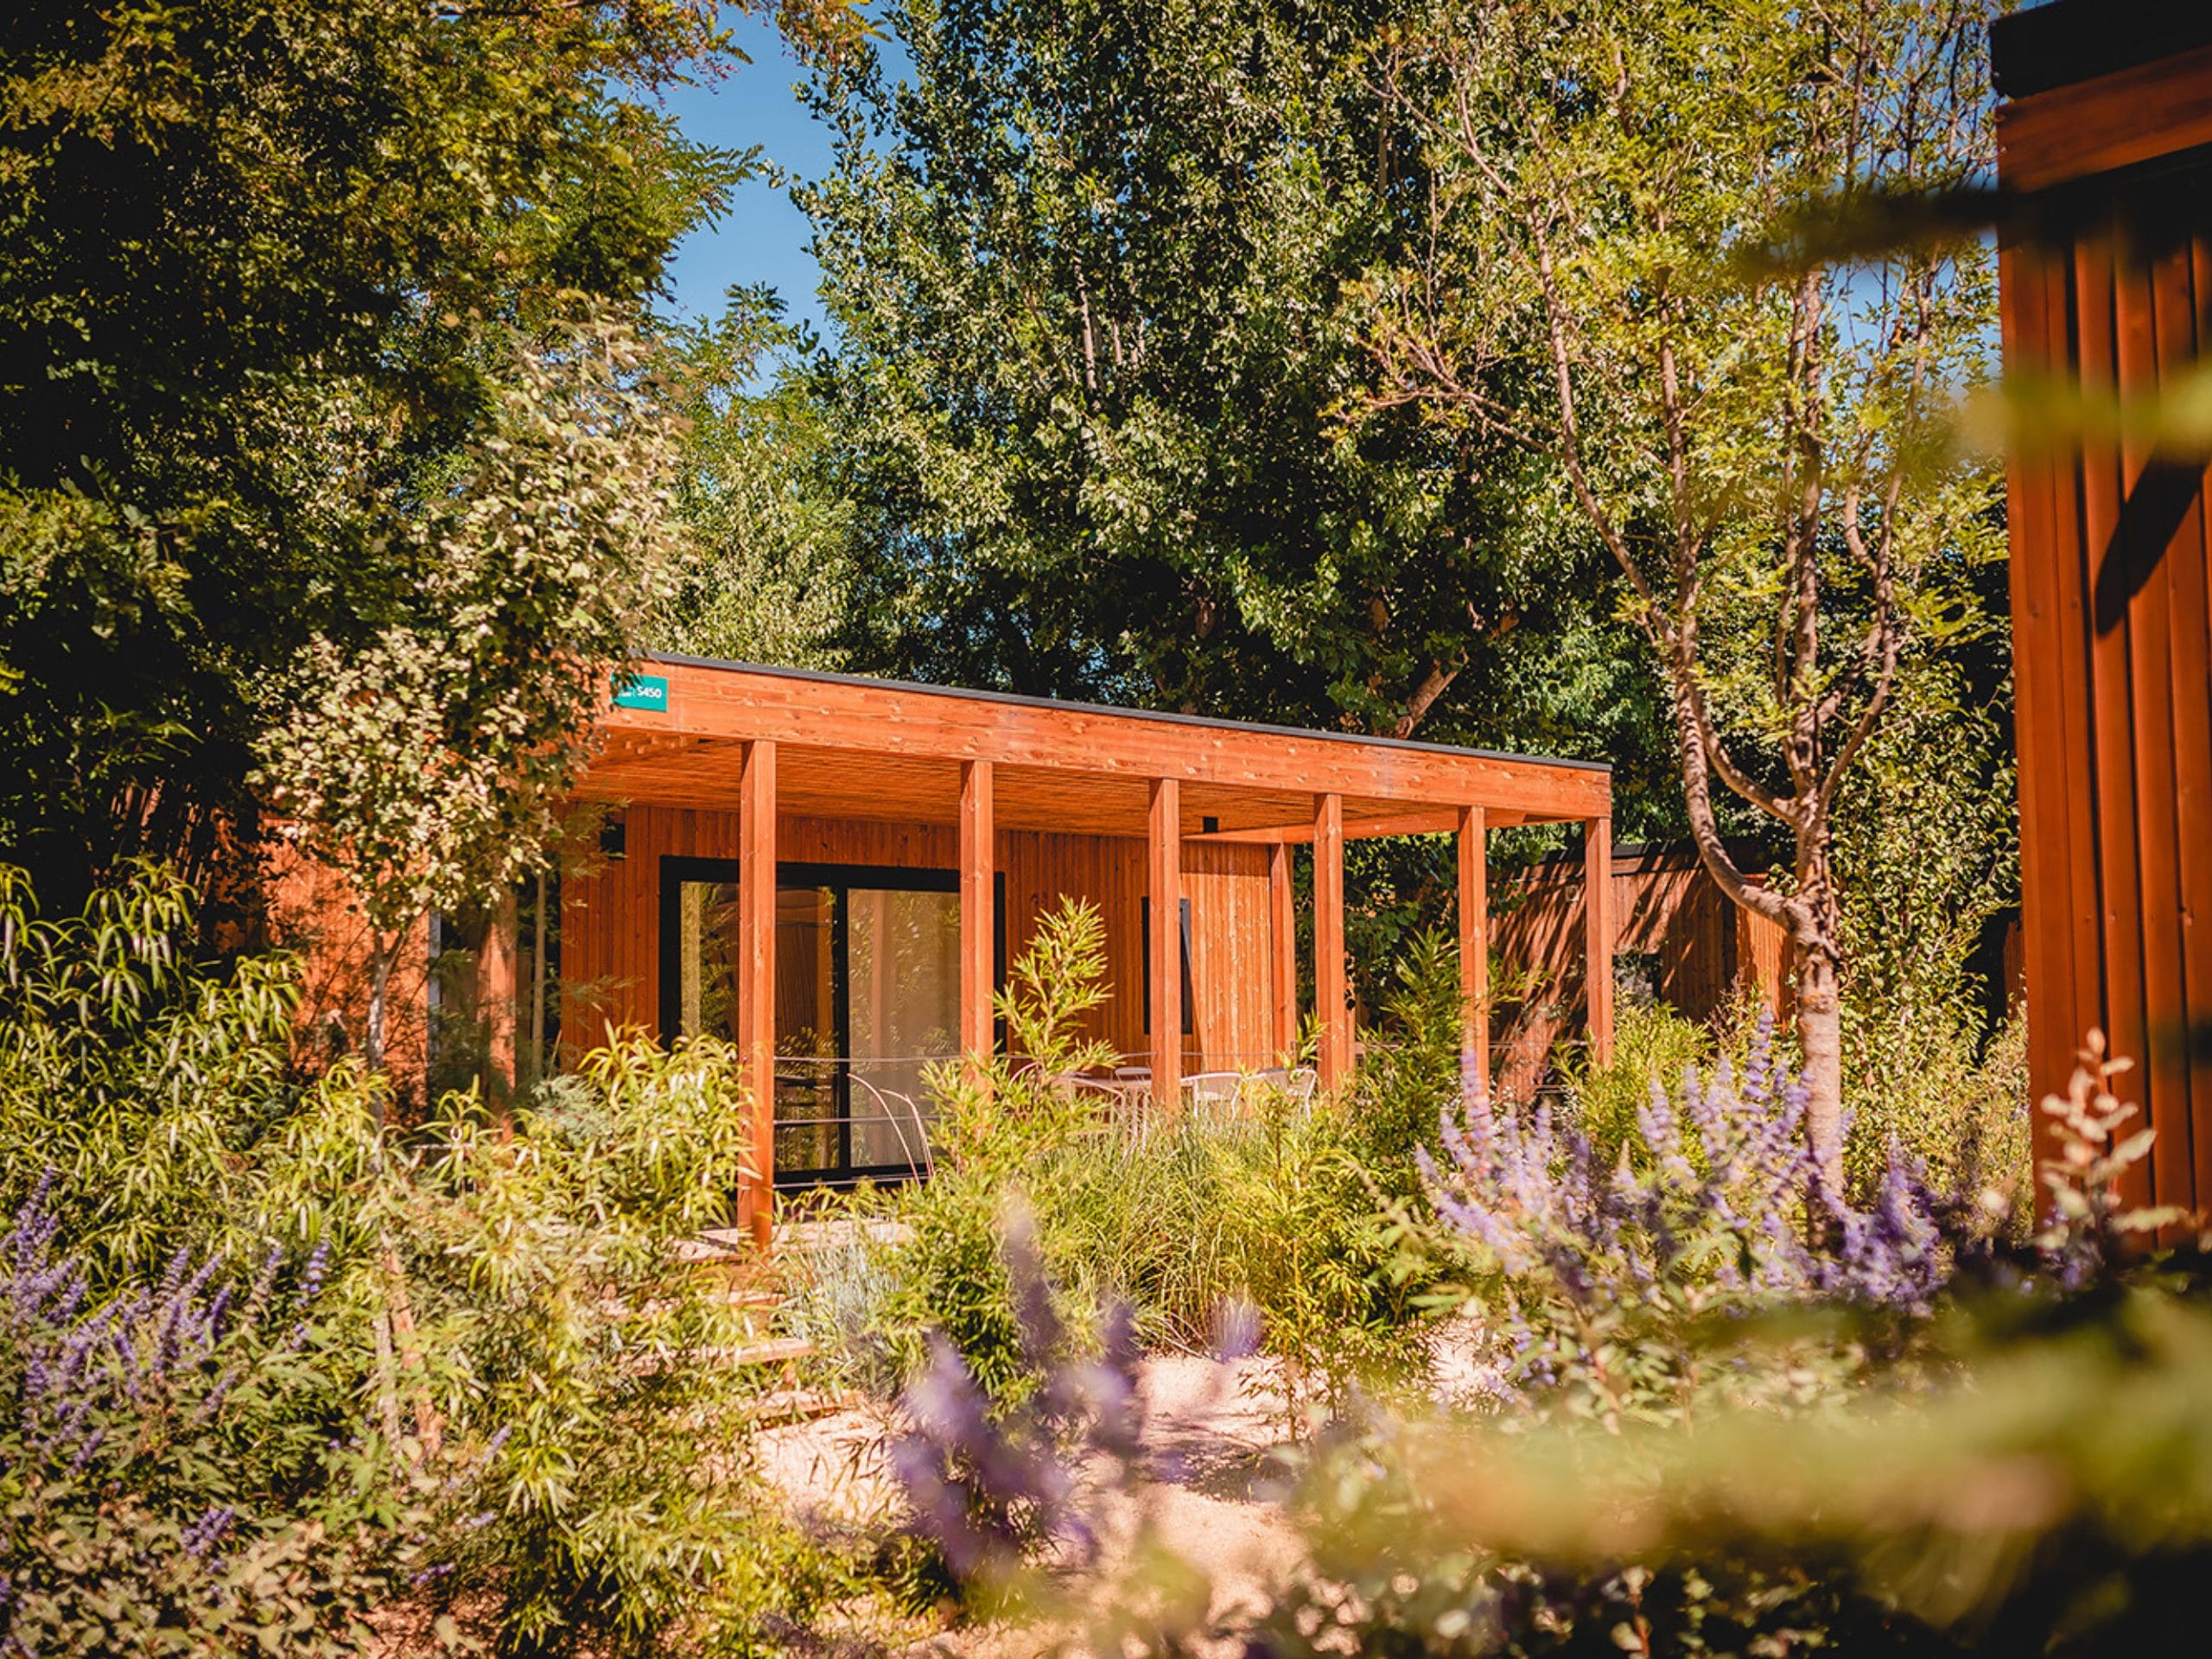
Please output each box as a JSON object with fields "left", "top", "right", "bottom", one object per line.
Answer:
{"left": 1210, "top": 1040, "right": 2209, "bottom": 1657}
{"left": 870, "top": 932, "right": 2203, "bottom": 1658}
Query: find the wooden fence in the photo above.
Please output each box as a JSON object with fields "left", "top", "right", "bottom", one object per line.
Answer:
{"left": 1487, "top": 842, "right": 1789, "bottom": 1100}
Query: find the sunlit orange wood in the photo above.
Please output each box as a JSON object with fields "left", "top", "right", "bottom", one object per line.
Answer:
{"left": 1585, "top": 815, "right": 1614, "bottom": 1068}
{"left": 737, "top": 740, "right": 778, "bottom": 1248}
{"left": 1268, "top": 841, "right": 1298, "bottom": 1059}
{"left": 1185, "top": 809, "right": 1463, "bottom": 844}
{"left": 599, "top": 658, "right": 1610, "bottom": 823}
{"left": 1992, "top": 9, "right": 2212, "bottom": 1222}
{"left": 1997, "top": 41, "right": 2212, "bottom": 191}
{"left": 959, "top": 760, "right": 995, "bottom": 1065}
{"left": 1313, "top": 793, "right": 1349, "bottom": 1089}
{"left": 1457, "top": 805, "right": 1489, "bottom": 1095}
{"left": 478, "top": 888, "right": 518, "bottom": 1110}
{"left": 1148, "top": 777, "right": 1182, "bottom": 1105}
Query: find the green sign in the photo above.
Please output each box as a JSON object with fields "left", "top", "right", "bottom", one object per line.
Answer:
{"left": 613, "top": 673, "right": 669, "bottom": 712}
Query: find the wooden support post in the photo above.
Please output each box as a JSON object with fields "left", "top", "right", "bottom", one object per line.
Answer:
{"left": 1268, "top": 841, "right": 1298, "bottom": 1060}
{"left": 738, "top": 740, "right": 778, "bottom": 1249}
{"left": 1456, "top": 804, "right": 1489, "bottom": 1096}
{"left": 527, "top": 869, "right": 548, "bottom": 1091}
{"left": 479, "top": 887, "right": 518, "bottom": 1109}
{"left": 1314, "top": 792, "right": 1349, "bottom": 1089}
{"left": 1585, "top": 814, "right": 1615, "bottom": 1069}
{"left": 959, "top": 760, "right": 996, "bottom": 1067}
{"left": 1148, "top": 777, "right": 1182, "bottom": 1107}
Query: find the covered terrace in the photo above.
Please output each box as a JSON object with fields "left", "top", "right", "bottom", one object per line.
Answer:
{"left": 558, "top": 656, "right": 1616, "bottom": 1242}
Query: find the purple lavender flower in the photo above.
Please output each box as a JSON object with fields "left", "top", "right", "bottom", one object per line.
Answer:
{"left": 1420, "top": 1035, "right": 1978, "bottom": 1403}
{"left": 890, "top": 1230, "right": 1147, "bottom": 1590}
{"left": 297, "top": 1240, "right": 329, "bottom": 1305}
{"left": 1, "top": 1185, "right": 311, "bottom": 1544}
{"left": 180, "top": 1505, "right": 236, "bottom": 1559}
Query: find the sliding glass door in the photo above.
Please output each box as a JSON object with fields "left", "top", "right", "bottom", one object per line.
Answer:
{"left": 661, "top": 858, "right": 966, "bottom": 1186}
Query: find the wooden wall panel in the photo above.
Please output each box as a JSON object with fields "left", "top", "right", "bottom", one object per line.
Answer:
{"left": 1486, "top": 849, "right": 1788, "bottom": 1101}
{"left": 2176, "top": 238, "right": 2212, "bottom": 1213}
{"left": 265, "top": 841, "right": 432, "bottom": 1105}
{"left": 1996, "top": 33, "right": 2212, "bottom": 1217}
{"left": 563, "top": 805, "right": 1274, "bottom": 1074}
{"left": 1182, "top": 841, "right": 1276, "bottom": 1071}
{"left": 560, "top": 806, "right": 957, "bottom": 1053}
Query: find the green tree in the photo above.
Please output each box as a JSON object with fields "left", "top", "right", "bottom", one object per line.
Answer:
{"left": 1359, "top": 0, "right": 2005, "bottom": 1176}
{"left": 656, "top": 291, "right": 855, "bottom": 669}
{"left": 255, "top": 321, "right": 686, "bottom": 1080}
{"left": 798, "top": 0, "right": 1669, "bottom": 797}
{"left": 0, "top": 0, "right": 857, "bottom": 912}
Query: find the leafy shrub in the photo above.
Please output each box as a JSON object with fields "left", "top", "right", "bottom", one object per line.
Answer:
{"left": 1050, "top": 1090, "right": 1432, "bottom": 1421}
{"left": 1834, "top": 692, "right": 2030, "bottom": 1205}
{"left": 920, "top": 1035, "right": 2171, "bottom": 1659}
{"left": 1846, "top": 995, "right": 2033, "bottom": 1223}
{"left": 887, "top": 1220, "right": 1150, "bottom": 1613}
{"left": 1556, "top": 999, "right": 1731, "bottom": 1175}
{"left": 0, "top": 861, "right": 372, "bottom": 1286}
{"left": 1415, "top": 1014, "right": 1964, "bottom": 1423}
{"left": 840, "top": 900, "right": 1118, "bottom": 1412}
{"left": 1048, "top": 929, "right": 1452, "bottom": 1411}
{"left": 0, "top": 864, "right": 843, "bottom": 1657}
{"left": 806, "top": 900, "right": 1436, "bottom": 1422}
{"left": 1215, "top": 1035, "right": 2202, "bottom": 1659}
{"left": 389, "top": 1035, "right": 836, "bottom": 1658}
{"left": 0, "top": 1181, "right": 446, "bottom": 1657}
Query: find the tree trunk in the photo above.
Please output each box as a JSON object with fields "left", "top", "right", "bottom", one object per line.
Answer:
{"left": 380, "top": 1233, "right": 442, "bottom": 1461}
{"left": 1795, "top": 943, "right": 1846, "bottom": 1194}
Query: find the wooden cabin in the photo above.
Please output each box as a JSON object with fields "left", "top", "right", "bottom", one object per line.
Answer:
{"left": 1993, "top": 0, "right": 2212, "bottom": 1216}
{"left": 511, "top": 656, "right": 1616, "bottom": 1241}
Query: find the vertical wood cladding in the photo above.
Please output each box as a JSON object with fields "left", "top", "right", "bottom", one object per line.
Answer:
{"left": 561, "top": 806, "right": 1753, "bottom": 1096}
{"left": 1999, "top": 114, "right": 2212, "bottom": 1215}
{"left": 561, "top": 804, "right": 1279, "bottom": 1072}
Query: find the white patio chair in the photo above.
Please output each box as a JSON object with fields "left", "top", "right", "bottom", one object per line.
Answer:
{"left": 848, "top": 1073, "right": 932, "bottom": 1181}
{"left": 1181, "top": 1070, "right": 1249, "bottom": 1108}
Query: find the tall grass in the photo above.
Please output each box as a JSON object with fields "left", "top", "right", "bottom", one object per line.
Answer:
{"left": 789, "top": 909, "right": 1458, "bottom": 1418}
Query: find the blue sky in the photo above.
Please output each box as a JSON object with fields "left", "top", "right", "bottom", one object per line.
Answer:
{"left": 654, "top": 12, "right": 882, "bottom": 344}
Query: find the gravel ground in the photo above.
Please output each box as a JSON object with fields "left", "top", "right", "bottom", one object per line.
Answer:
{"left": 753, "top": 1354, "right": 1306, "bottom": 1654}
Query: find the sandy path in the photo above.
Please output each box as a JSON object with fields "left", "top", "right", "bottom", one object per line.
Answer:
{"left": 754, "top": 1355, "right": 1305, "bottom": 1653}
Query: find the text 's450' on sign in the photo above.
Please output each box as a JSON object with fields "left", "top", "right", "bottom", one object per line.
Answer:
{"left": 612, "top": 672, "right": 669, "bottom": 712}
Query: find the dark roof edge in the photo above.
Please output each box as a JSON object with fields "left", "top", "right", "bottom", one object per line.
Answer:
{"left": 640, "top": 652, "right": 1613, "bottom": 777}
{"left": 1991, "top": 0, "right": 2212, "bottom": 101}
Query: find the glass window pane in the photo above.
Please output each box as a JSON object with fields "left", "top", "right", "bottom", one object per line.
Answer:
{"left": 773, "top": 886, "right": 837, "bottom": 1177}
{"left": 677, "top": 880, "right": 741, "bottom": 1040}
{"left": 671, "top": 871, "right": 965, "bottom": 1185}
{"left": 847, "top": 886, "right": 961, "bottom": 1173}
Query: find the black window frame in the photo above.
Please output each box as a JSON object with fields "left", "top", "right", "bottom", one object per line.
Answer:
{"left": 1138, "top": 895, "right": 1197, "bottom": 1036}
{"left": 657, "top": 855, "right": 1001, "bottom": 1188}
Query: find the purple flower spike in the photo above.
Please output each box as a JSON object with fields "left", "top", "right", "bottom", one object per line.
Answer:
{"left": 1420, "top": 1018, "right": 1977, "bottom": 1405}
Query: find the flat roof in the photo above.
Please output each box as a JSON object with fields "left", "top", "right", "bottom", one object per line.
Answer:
{"left": 645, "top": 652, "right": 1610, "bottom": 775}
{"left": 577, "top": 653, "right": 1611, "bottom": 836}
{"left": 1991, "top": 0, "right": 2212, "bottom": 101}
